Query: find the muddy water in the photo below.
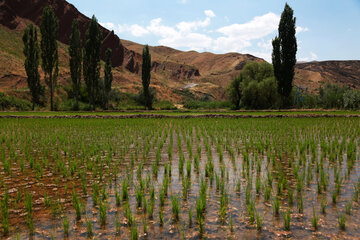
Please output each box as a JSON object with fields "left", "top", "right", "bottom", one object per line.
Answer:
{"left": 0, "top": 118, "right": 359, "bottom": 239}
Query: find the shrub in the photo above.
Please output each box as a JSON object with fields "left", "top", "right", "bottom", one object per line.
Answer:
{"left": 318, "top": 83, "right": 347, "bottom": 109}
{"left": 0, "top": 93, "right": 32, "bottom": 110}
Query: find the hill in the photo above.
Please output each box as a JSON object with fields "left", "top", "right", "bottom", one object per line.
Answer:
{"left": 0, "top": 0, "right": 359, "bottom": 105}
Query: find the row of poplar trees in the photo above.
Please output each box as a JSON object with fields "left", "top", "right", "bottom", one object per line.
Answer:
{"left": 22, "top": 6, "right": 113, "bottom": 111}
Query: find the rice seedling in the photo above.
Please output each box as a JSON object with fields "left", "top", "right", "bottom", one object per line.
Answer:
{"left": 321, "top": 198, "right": 327, "bottom": 214}
{"left": 338, "top": 213, "right": 346, "bottom": 230}
{"left": 131, "top": 222, "right": 138, "bottom": 240}
{"left": 311, "top": 207, "right": 318, "bottom": 231}
{"left": 135, "top": 187, "right": 143, "bottom": 208}
{"left": 72, "top": 190, "right": 81, "bottom": 220}
{"left": 142, "top": 218, "right": 148, "bottom": 235}
{"left": 283, "top": 208, "right": 291, "bottom": 231}
{"left": 148, "top": 197, "right": 154, "bottom": 219}
{"left": 247, "top": 200, "right": 256, "bottom": 224}
{"left": 86, "top": 218, "right": 93, "bottom": 238}
{"left": 25, "top": 193, "right": 34, "bottom": 234}
{"left": 172, "top": 195, "right": 180, "bottom": 222}
{"left": 62, "top": 215, "right": 70, "bottom": 236}
{"left": 122, "top": 179, "right": 129, "bottom": 202}
{"left": 188, "top": 208, "right": 193, "bottom": 227}
{"left": 1, "top": 190, "right": 9, "bottom": 236}
{"left": 353, "top": 184, "right": 359, "bottom": 202}
{"left": 273, "top": 197, "right": 280, "bottom": 216}
{"left": 159, "top": 189, "right": 165, "bottom": 207}
{"left": 159, "top": 208, "right": 164, "bottom": 226}
{"left": 298, "top": 194, "right": 304, "bottom": 213}
{"left": 186, "top": 160, "right": 192, "bottom": 178}
{"left": 345, "top": 201, "right": 352, "bottom": 215}
{"left": 256, "top": 212, "right": 263, "bottom": 231}
{"left": 99, "top": 200, "right": 107, "bottom": 226}
{"left": 115, "top": 190, "right": 121, "bottom": 207}
{"left": 115, "top": 217, "right": 121, "bottom": 235}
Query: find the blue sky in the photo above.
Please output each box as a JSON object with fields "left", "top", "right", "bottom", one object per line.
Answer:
{"left": 67, "top": 0, "right": 360, "bottom": 62}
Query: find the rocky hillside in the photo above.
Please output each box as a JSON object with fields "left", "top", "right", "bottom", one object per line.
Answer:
{"left": 295, "top": 61, "right": 360, "bottom": 92}
{"left": 0, "top": 0, "right": 359, "bottom": 104}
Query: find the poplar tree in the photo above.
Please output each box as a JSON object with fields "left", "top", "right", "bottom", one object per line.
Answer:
{"left": 141, "top": 45, "right": 153, "bottom": 110}
{"left": 23, "top": 24, "right": 43, "bottom": 110}
{"left": 84, "top": 15, "right": 102, "bottom": 111}
{"left": 272, "top": 3, "right": 297, "bottom": 108}
{"left": 69, "top": 19, "right": 82, "bottom": 110}
{"left": 40, "top": 6, "right": 59, "bottom": 111}
{"left": 104, "top": 48, "right": 113, "bottom": 108}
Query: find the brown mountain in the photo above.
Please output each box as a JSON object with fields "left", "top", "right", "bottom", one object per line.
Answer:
{"left": 0, "top": 0, "right": 359, "bottom": 104}
{"left": 295, "top": 60, "right": 360, "bottom": 92}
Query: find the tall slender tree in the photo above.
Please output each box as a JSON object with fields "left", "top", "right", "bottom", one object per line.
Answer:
{"left": 272, "top": 3, "right": 297, "bottom": 108}
{"left": 69, "top": 19, "right": 82, "bottom": 110}
{"left": 40, "top": 6, "right": 59, "bottom": 111}
{"left": 141, "top": 45, "right": 153, "bottom": 110}
{"left": 227, "top": 75, "right": 243, "bottom": 110}
{"left": 104, "top": 48, "right": 113, "bottom": 108}
{"left": 23, "top": 24, "right": 43, "bottom": 110}
{"left": 83, "top": 15, "right": 102, "bottom": 111}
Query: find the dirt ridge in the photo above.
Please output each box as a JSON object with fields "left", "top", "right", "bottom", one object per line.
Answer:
{"left": 0, "top": 114, "right": 359, "bottom": 119}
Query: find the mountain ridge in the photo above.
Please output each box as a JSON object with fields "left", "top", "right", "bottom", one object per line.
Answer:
{"left": 0, "top": 0, "right": 359, "bottom": 104}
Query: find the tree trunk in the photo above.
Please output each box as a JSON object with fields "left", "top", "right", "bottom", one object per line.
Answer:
{"left": 75, "top": 90, "right": 79, "bottom": 110}
{"left": 50, "top": 75, "right": 53, "bottom": 111}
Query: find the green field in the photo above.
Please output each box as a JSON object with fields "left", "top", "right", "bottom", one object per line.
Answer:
{"left": 0, "top": 117, "right": 359, "bottom": 239}
{"left": 0, "top": 109, "right": 359, "bottom": 117}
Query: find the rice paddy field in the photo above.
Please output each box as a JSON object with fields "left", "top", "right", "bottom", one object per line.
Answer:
{"left": 0, "top": 117, "right": 360, "bottom": 239}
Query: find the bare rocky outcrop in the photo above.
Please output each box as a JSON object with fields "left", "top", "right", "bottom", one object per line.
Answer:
{"left": 0, "top": 0, "right": 126, "bottom": 66}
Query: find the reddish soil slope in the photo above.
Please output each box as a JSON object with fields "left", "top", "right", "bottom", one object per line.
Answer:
{"left": 0, "top": 0, "right": 359, "bottom": 103}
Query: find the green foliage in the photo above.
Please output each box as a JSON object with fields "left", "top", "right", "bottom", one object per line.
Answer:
{"left": 103, "top": 48, "right": 113, "bottom": 108}
{"left": 311, "top": 207, "right": 318, "bottom": 230}
{"left": 242, "top": 75, "right": 279, "bottom": 109}
{"left": 184, "top": 100, "right": 231, "bottom": 109}
{"left": 84, "top": 15, "right": 102, "bottom": 110}
{"left": 343, "top": 88, "right": 360, "bottom": 109}
{"left": 227, "top": 75, "right": 242, "bottom": 109}
{"left": 141, "top": 45, "right": 154, "bottom": 110}
{"left": 240, "top": 62, "right": 279, "bottom": 109}
{"left": 318, "top": 83, "right": 347, "bottom": 109}
{"left": 22, "top": 23, "right": 44, "bottom": 110}
{"left": 40, "top": 6, "right": 59, "bottom": 111}
{"left": 0, "top": 93, "right": 32, "bottom": 111}
{"left": 338, "top": 213, "right": 346, "bottom": 230}
{"left": 69, "top": 19, "right": 82, "bottom": 110}
{"left": 272, "top": 3, "right": 297, "bottom": 107}
{"left": 1, "top": 190, "right": 9, "bottom": 236}
{"left": 172, "top": 195, "right": 180, "bottom": 221}
{"left": 62, "top": 215, "right": 70, "bottom": 236}
{"left": 283, "top": 208, "right": 291, "bottom": 230}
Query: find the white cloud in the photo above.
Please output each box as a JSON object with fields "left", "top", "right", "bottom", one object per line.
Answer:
{"left": 179, "top": 0, "right": 188, "bottom": 4}
{"left": 296, "top": 26, "right": 309, "bottom": 34}
{"left": 257, "top": 39, "right": 273, "bottom": 50}
{"left": 205, "top": 10, "right": 216, "bottom": 18}
{"left": 100, "top": 22, "right": 149, "bottom": 37}
{"left": 217, "top": 13, "right": 279, "bottom": 40}
{"left": 213, "top": 12, "right": 279, "bottom": 52}
{"left": 100, "top": 22, "right": 115, "bottom": 30}
{"left": 147, "top": 18, "right": 213, "bottom": 50}
{"left": 102, "top": 11, "right": 308, "bottom": 60}
{"left": 298, "top": 52, "right": 318, "bottom": 62}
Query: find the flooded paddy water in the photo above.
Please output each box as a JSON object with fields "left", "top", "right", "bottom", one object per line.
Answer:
{"left": 0, "top": 117, "right": 359, "bottom": 239}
